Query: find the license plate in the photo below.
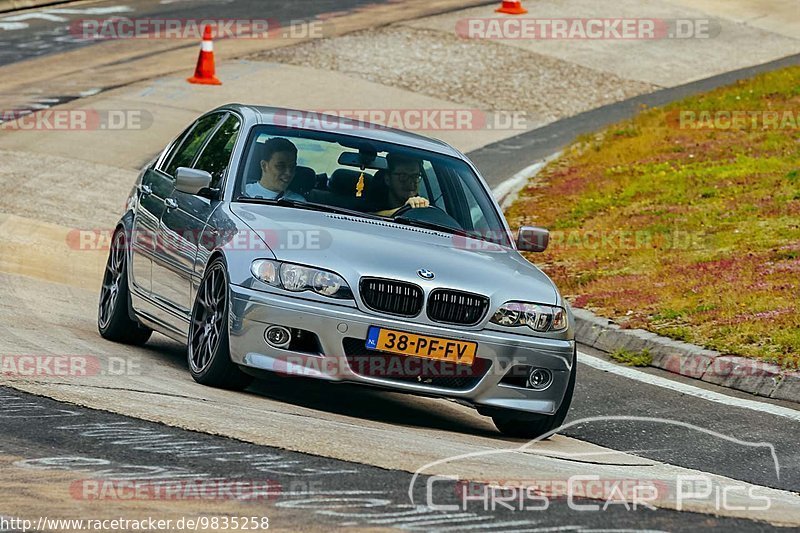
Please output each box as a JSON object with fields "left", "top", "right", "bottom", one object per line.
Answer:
{"left": 365, "top": 326, "right": 477, "bottom": 365}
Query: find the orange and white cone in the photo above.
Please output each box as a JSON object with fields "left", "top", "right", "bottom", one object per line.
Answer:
{"left": 188, "top": 25, "right": 222, "bottom": 85}
{"left": 496, "top": 1, "right": 528, "bottom": 15}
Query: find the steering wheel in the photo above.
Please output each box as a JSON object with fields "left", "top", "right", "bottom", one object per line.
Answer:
{"left": 392, "top": 203, "right": 447, "bottom": 218}
{"left": 392, "top": 204, "right": 464, "bottom": 230}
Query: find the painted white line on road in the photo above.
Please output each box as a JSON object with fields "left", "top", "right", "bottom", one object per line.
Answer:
{"left": 46, "top": 7, "right": 133, "bottom": 16}
{"left": 0, "top": 22, "right": 27, "bottom": 30}
{"left": 0, "top": 6, "right": 133, "bottom": 32}
{"left": 1, "top": 13, "right": 66, "bottom": 22}
{"left": 578, "top": 351, "right": 800, "bottom": 422}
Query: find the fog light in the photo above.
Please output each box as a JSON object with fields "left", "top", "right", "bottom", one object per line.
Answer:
{"left": 527, "top": 368, "right": 553, "bottom": 390}
{"left": 265, "top": 326, "right": 291, "bottom": 349}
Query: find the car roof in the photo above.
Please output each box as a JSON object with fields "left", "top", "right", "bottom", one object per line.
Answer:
{"left": 219, "top": 103, "right": 465, "bottom": 159}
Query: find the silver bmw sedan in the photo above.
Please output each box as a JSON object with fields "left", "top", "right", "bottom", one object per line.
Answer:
{"left": 98, "top": 104, "right": 575, "bottom": 438}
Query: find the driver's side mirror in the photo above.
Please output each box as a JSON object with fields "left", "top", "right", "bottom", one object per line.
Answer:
{"left": 517, "top": 226, "right": 549, "bottom": 252}
{"left": 175, "top": 167, "right": 212, "bottom": 195}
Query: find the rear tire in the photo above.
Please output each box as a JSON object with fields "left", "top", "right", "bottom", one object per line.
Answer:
{"left": 188, "top": 257, "right": 253, "bottom": 391}
{"left": 492, "top": 354, "right": 576, "bottom": 439}
{"left": 98, "top": 229, "right": 152, "bottom": 345}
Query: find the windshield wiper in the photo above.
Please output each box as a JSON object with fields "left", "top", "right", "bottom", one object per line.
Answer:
{"left": 391, "top": 216, "right": 470, "bottom": 238}
{"left": 393, "top": 216, "right": 510, "bottom": 248}
{"left": 236, "top": 197, "right": 384, "bottom": 220}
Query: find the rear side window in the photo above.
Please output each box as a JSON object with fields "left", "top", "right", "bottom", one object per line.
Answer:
{"left": 164, "top": 113, "right": 223, "bottom": 177}
{"left": 195, "top": 114, "right": 241, "bottom": 189}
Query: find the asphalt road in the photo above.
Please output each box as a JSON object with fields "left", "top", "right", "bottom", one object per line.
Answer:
{"left": 0, "top": 0, "right": 387, "bottom": 66}
{"left": 0, "top": 386, "right": 782, "bottom": 532}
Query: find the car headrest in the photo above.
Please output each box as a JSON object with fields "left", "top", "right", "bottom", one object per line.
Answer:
{"left": 365, "top": 169, "right": 389, "bottom": 203}
{"left": 328, "top": 168, "right": 373, "bottom": 196}
{"left": 373, "top": 169, "right": 387, "bottom": 182}
{"left": 246, "top": 159, "right": 261, "bottom": 185}
{"left": 287, "top": 166, "right": 316, "bottom": 195}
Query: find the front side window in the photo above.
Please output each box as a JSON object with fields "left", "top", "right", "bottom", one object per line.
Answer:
{"left": 195, "top": 114, "right": 241, "bottom": 189}
{"left": 235, "top": 126, "right": 510, "bottom": 246}
{"left": 158, "top": 124, "right": 193, "bottom": 171}
{"left": 164, "top": 113, "right": 224, "bottom": 177}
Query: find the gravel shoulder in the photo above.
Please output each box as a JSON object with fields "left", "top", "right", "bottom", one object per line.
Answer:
{"left": 251, "top": 25, "right": 656, "bottom": 126}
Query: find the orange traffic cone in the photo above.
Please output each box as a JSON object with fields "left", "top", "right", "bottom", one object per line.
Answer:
{"left": 188, "top": 25, "right": 222, "bottom": 85}
{"left": 496, "top": 1, "right": 528, "bottom": 15}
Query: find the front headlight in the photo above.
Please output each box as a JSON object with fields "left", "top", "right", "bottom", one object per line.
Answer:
{"left": 280, "top": 263, "right": 312, "bottom": 292}
{"left": 491, "top": 302, "right": 567, "bottom": 332}
{"left": 251, "top": 259, "right": 279, "bottom": 286}
{"left": 311, "top": 270, "right": 345, "bottom": 297}
{"left": 251, "top": 260, "right": 351, "bottom": 299}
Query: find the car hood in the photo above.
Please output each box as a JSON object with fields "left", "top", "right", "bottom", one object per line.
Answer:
{"left": 232, "top": 204, "right": 559, "bottom": 305}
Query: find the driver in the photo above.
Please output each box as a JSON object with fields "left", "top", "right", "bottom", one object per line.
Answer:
{"left": 372, "top": 153, "right": 430, "bottom": 217}
{"left": 245, "top": 137, "right": 305, "bottom": 201}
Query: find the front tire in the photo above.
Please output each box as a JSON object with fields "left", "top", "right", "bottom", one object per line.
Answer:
{"left": 492, "top": 355, "right": 577, "bottom": 439}
{"left": 98, "top": 229, "right": 152, "bottom": 345}
{"left": 188, "top": 257, "right": 253, "bottom": 390}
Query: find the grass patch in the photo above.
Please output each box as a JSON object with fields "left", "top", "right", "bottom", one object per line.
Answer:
{"left": 507, "top": 66, "right": 800, "bottom": 369}
{"left": 609, "top": 348, "right": 653, "bottom": 367}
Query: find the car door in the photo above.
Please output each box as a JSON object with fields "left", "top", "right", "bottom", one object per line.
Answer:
{"left": 152, "top": 112, "right": 241, "bottom": 334}
{"left": 148, "top": 112, "right": 225, "bottom": 332}
{"left": 129, "top": 125, "right": 194, "bottom": 296}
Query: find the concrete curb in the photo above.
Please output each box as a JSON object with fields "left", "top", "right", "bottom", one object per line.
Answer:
{"left": 572, "top": 308, "right": 799, "bottom": 404}
{"left": 0, "top": 0, "right": 71, "bottom": 12}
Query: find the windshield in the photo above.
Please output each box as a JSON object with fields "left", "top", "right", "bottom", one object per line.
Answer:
{"left": 234, "top": 125, "right": 511, "bottom": 247}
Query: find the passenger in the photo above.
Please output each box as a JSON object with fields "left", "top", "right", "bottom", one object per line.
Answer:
{"left": 245, "top": 137, "right": 305, "bottom": 201}
{"left": 373, "top": 153, "right": 430, "bottom": 216}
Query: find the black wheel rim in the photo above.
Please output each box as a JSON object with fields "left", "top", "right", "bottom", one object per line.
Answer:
{"left": 98, "top": 231, "right": 126, "bottom": 329}
{"left": 189, "top": 263, "right": 226, "bottom": 373}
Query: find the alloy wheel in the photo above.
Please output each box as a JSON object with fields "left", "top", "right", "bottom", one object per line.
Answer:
{"left": 98, "top": 231, "right": 126, "bottom": 329}
{"left": 189, "top": 263, "right": 227, "bottom": 373}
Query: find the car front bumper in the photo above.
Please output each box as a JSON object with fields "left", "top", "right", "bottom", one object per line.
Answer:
{"left": 229, "top": 285, "right": 575, "bottom": 416}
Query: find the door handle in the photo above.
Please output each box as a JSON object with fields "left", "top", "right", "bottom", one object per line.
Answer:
{"left": 164, "top": 197, "right": 178, "bottom": 210}
{"left": 140, "top": 184, "right": 152, "bottom": 197}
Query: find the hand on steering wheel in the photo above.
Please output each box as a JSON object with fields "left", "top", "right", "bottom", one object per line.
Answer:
{"left": 391, "top": 201, "right": 464, "bottom": 231}
{"left": 393, "top": 197, "right": 449, "bottom": 218}
{"left": 406, "top": 196, "right": 430, "bottom": 209}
